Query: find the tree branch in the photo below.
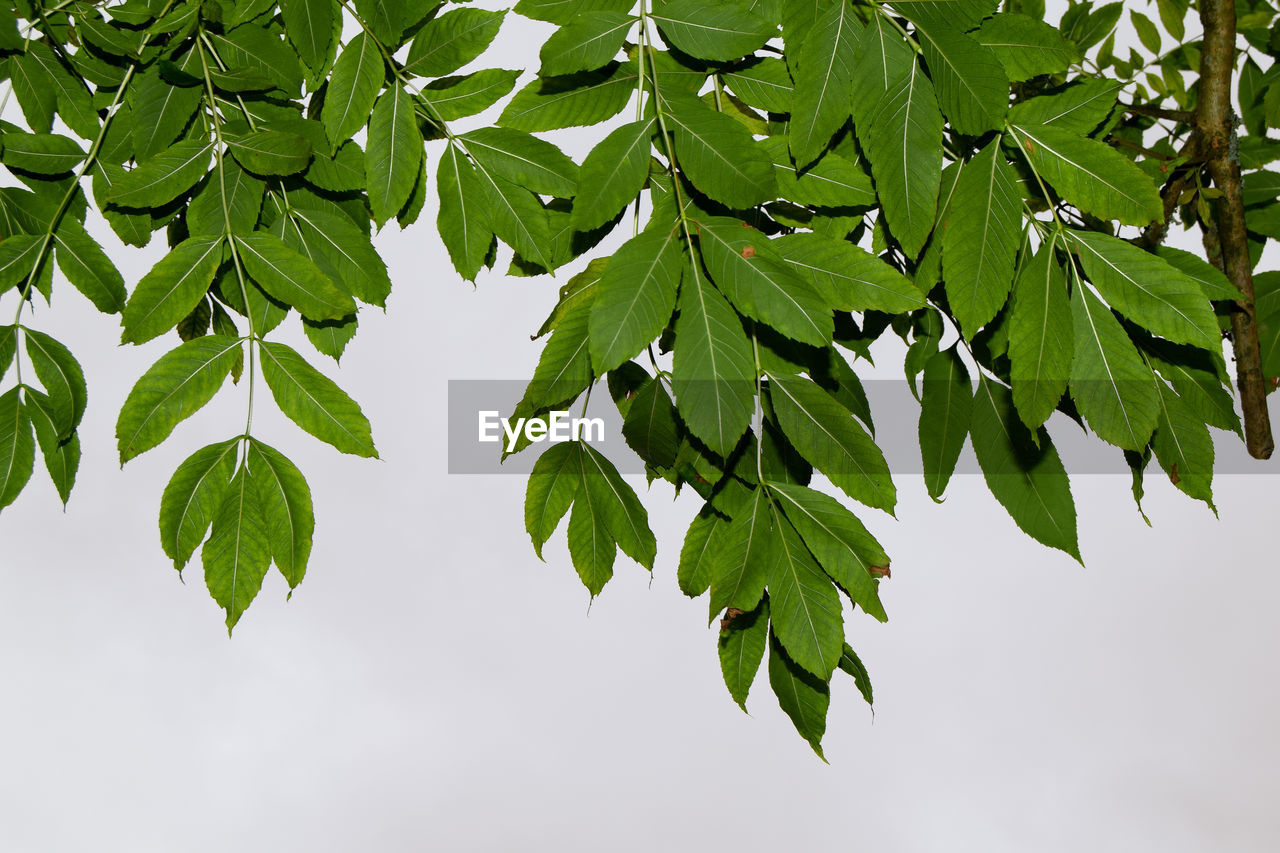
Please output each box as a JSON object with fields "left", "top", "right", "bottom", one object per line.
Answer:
{"left": 1124, "top": 103, "right": 1194, "bottom": 123}
{"left": 1137, "top": 133, "right": 1201, "bottom": 251}
{"left": 1197, "top": 0, "right": 1273, "bottom": 459}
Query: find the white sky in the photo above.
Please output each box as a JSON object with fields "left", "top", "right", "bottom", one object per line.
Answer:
{"left": 1, "top": 2, "right": 1279, "bottom": 850}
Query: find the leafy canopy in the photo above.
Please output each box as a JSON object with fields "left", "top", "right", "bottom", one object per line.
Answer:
{"left": 0, "top": 0, "right": 1276, "bottom": 753}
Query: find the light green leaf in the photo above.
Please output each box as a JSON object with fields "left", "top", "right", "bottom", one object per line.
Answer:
{"left": 662, "top": 93, "right": 776, "bottom": 210}
{"left": 235, "top": 231, "right": 356, "bottom": 321}
{"left": 53, "top": 220, "right": 127, "bottom": 313}
{"left": 723, "top": 58, "right": 793, "bottom": 113}
{"left": 571, "top": 118, "right": 654, "bottom": 233}
{"left": 672, "top": 265, "right": 756, "bottom": 457}
{"left": 203, "top": 466, "right": 272, "bottom": 632}
{"left": 1069, "top": 230, "right": 1220, "bottom": 351}
{"left": 0, "top": 387, "right": 34, "bottom": 511}
{"left": 187, "top": 159, "right": 266, "bottom": 238}
{"left": 774, "top": 234, "right": 922, "bottom": 315}
{"left": 25, "top": 389, "right": 79, "bottom": 507}
{"left": 0, "top": 234, "right": 45, "bottom": 293}
{"left": 366, "top": 85, "right": 423, "bottom": 225}
{"left": 1069, "top": 281, "right": 1159, "bottom": 451}
{"left": 709, "top": 487, "right": 775, "bottom": 617}
{"left": 916, "top": 23, "right": 1008, "bottom": 135}
{"left": 581, "top": 442, "right": 657, "bottom": 568}
{"left": 974, "top": 13, "right": 1078, "bottom": 81}
{"left": 838, "top": 643, "right": 874, "bottom": 708}
{"left": 567, "top": 445, "right": 616, "bottom": 595}
{"left": 1153, "top": 246, "right": 1241, "bottom": 302}
{"left": 698, "top": 218, "right": 832, "bottom": 346}
{"left": 281, "top": 206, "right": 392, "bottom": 307}
{"left": 419, "top": 68, "right": 520, "bottom": 121}
{"left": 436, "top": 143, "right": 494, "bottom": 281}
{"left": 919, "top": 346, "right": 973, "bottom": 501}
{"left": 472, "top": 169, "right": 553, "bottom": 271}
{"left": 323, "top": 32, "right": 385, "bottom": 147}
{"left": 789, "top": 0, "right": 860, "bottom": 167}
{"left": 652, "top": 0, "right": 775, "bottom": 62}
{"left": 1012, "top": 122, "right": 1162, "bottom": 225}
{"left": 525, "top": 301, "right": 594, "bottom": 409}
{"left": 762, "top": 137, "right": 875, "bottom": 209}
{"left": 526, "top": 440, "right": 583, "bottom": 558}
{"left": 462, "top": 127, "right": 579, "bottom": 197}
{"left": 942, "top": 136, "right": 1021, "bottom": 335}
{"left": 128, "top": 67, "right": 200, "bottom": 161}
{"left": 589, "top": 227, "right": 682, "bottom": 373}
{"left": 23, "top": 329, "right": 85, "bottom": 439}
{"left": 23, "top": 42, "right": 99, "bottom": 138}
{"left": 281, "top": 0, "right": 336, "bottom": 74}
{"left": 718, "top": 598, "right": 769, "bottom": 710}
{"left": 1008, "top": 238, "right": 1073, "bottom": 430}
{"left": 159, "top": 438, "right": 239, "bottom": 571}
{"left": 259, "top": 341, "right": 378, "bottom": 457}
{"left": 498, "top": 61, "right": 638, "bottom": 132}
{"left": 1151, "top": 379, "right": 1215, "bottom": 507}
{"left": 515, "top": 0, "right": 636, "bottom": 25}
{"left": 894, "top": 0, "right": 999, "bottom": 31}
{"left": 849, "top": 14, "right": 916, "bottom": 128}
{"left": 770, "top": 508, "right": 844, "bottom": 678}
{"left": 1008, "top": 79, "right": 1120, "bottom": 134}
{"left": 857, "top": 60, "right": 943, "bottom": 258}
{"left": 0, "top": 132, "right": 85, "bottom": 174}
{"left": 678, "top": 503, "right": 730, "bottom": 596}
{"left": 247, "top": 439, "right": 314, "bottom": 588}
{"left": 122, "top": 237, "right": 223, "bottom": 345}
{"left": 106, "top": 138, "right": 213, "bottom": 209}
{"left": 768, "top": 373, "right": 896, "bottom": 512}
{"left": 116, "top": 336, "right": 241, "bottom": 462}
{"left": 970, "top": 377, "right": 1080, "bottom": 559}
{"left": 767, "top": 480, "right": 887, "bottom": 621}
{"left": 540, "top": 12, "right": 633, "bottom": 76}
{"left": 404, "top": 8, "right": 506, "bottom": 77}
{"left": 768, "top": 633, "right": 829, "bottom": 759}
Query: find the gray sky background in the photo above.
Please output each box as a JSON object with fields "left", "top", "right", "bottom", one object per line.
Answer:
{"left": 2, "top": 3, "right": 1279, "bottom": 850}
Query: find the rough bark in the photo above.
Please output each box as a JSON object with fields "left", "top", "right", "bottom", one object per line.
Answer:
{"left": 1197, "top": 0, "right": 1274, "bottom": 459}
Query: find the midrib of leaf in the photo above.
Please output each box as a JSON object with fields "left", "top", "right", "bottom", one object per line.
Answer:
{"left": 1016, "top": 124, "right": 1151, "bottom": 216}
{"left": 595, "top": 228, "right": 675, "bottom": 362}
{"left": 130, "top": 239, "right": 223, "bottom": 332}
{"left": 1075, "top": 281, "right": 1143, "bottom": 446}
{"left": 926, "top": 360, "right": 964, "bottom": 495}
{"left": 582, "top": 445, "right": 647, "bottom": 557}
{"left": 170, "top": 442, "right": 238, "bottom": 558}
{"left": 772, "top": 508, "right": 831, "bottom": 674}
{"left": 781, "top": 255, "right": 904, "bottom": 301}
{"left": 443, "top": 145, "right": 479, "bottom": 262}
{"left": 119, "top": 141, "right": 214, "bottom": 200}
{"left": 661, "top": 91, "right": 760, "bottom": 190}
{"left": 2, "top": 395, "right": 22, "bottom": 494}
{"left": 260, "top": 345, "right": 364, "bottom": 448}
{"left": 961, "top": 146, "right": 1003, "bottom": 320}
{"left": 253, "top": 446, "right": 298, "bottom": 569}
{"left": 1024, "top": 238, "right": 1061, "bottom": 417}
{"left": 238, "top": 236, "right": 350, "bottom": 315}
{"left": 699, "top": 226, "right": 826, "bottom": 343}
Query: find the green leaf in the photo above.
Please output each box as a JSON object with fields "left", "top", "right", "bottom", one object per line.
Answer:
{"left": 187, "top": 159, "right": 266, "bottom": 238}
{"left": 1069, "top": 280, "right": 1159, "bottom": 451}
{"left": 1008, "top": 79, "right": 1120, "bottom": 135}
{"left": 651, "top": 0, "right": 775, "bottom": 62}
{"left": 526, "top": 441, "right": 583, "bottom": 559}
{"left": 838, "top": 643, "right": 874, "bottom": 708}
{"left": 698, "top": 218, "right": 832, "bottom": 346}
{"left": 404, "top": 8, "right": 506, "bottom": 77}
{"left": 1008, "top": 239, "right": 1073, "bottom": 430}
{"left": 259, "top": 341, "right": 378, "bottom": 458}
{"left": 789, "top": 0, "right": 860, "bottom": 167}
{"left": 919, "top": 346, "right": 973, "bottom": 501}
{"left": 23, "top": 329, "right": 86, "bottom": 439}
{"left": 856, "top": 60, "right": 943, "bottom": 258}
{"left": 52, "top": 220, "right": 127, "bottom": 314}
{"left": 723, "top": 58, "right": 794, "bottom": 113}
{"left": 122, "top": 237, "right": 223, "bottom": 345}
{"left": 235, "top": 231, "right": 356, "bottom": 322}
{"left": 436, "top": 143, "right": 494, "bottom": 281}
{"left": 498, "top": 61, "right": 638, "bottom": 132}
{"left": 515, "top": 0, "right": 636, "bottom": 25}
{"left": 462, "top": 127, "right": 579, "bottom": 197}
{"left": 227, "top": 130, "right": 313, "bottom": 177}
{"left": 540, "top": 12, "right": 633, "bottom": 76}
{"left": 203, "top": 465, "right": 272, "bottom": 632}
{"left": 678, "top": 503, "right": 730, "bottom": 596}
{"left": 24, "top": 42, "right": 99, "bottom": 139}
{"left": 762, "top": 137, "right": 876, "bottom": 209}
{"left": 0, "top": 387, "right": 35, "bottom": 511}
{"left": 774, "top": 232, "right": 927, "bottom": 314}
{"left": 0, "top": 325, "right": 15, "bottom": 376}
{"left": 622, "top": 377, "right": 680, "bottom": 469}
{"left": 0, "top": 234, "right": 45, "bottom": 293}
{"left": 25, "top": 389, "right": 79, "bottom": 507}
{"left": 1151, "top": 379, "right": 1215, "bottom": 507}
{"left": 116, "top": 336, "right": 241, "bottom": 462}
{"left": 355, "top": 0, "right": 407, "bottom": 44}
{"left": 1068, "top": 230, "right": 1220, "bottom": 351}
{"left": 767, "top": 481, "right": 887, "bottom": 621}
{"left": 281, "top": 206, "right": 391, "bottom": 307}
{"left": 718, "top": 599, "right": 769, "bottom": 710}
{"left": 974, "top": 13, "right": 1078, "bottom": 81}
{"left": 662, "top": 93, "right": 775, "bottom": 210}
{"left": 1147, "top": 346, "right": 1241, "bottom": 435}
{"left": 247, "top": 439, "right": 314, "bottom": 588}
{"left": 1153, "top": 246, "right": 1241, "bottom": 302}
{"left": 366, "top": 85, "right": 423, "bottom": 225}
{"left": 1012, "top": 123, "right": 1162, "bottom": 226}
{"left": 581, "top": 442, "right": 657, "bottom": 568}
{"left": 106, "top": 138, "right": 213, "bottom": 209}
{"left": 302, "top": 315, "right": 358, "bottom": 362}
{"left": 767, "top": 373, "right": 895, "bottom": 512}
{"left": 767, "top": 633, "right": 829, "bottom": 759}
{"left": 671, "top": 265, "right": 756, "bottom": 457}
{"left": 420, "top": 68, "right": 520, "bottom": 121}
{"left": 571, "top": 118, "right": 654, "bottom": 233}
{"left": 525, "top": 300, "right": 594, "bottom": 409}
{"left": 942, "top": 137, "right": 1021, "bottom": 335}
{"left": 766, "top": 503, "right": 843, "bottom": 679}
{"left": 0, "top": 132, "right": 85, "bottom": 174}
{"left": 159, "top": 439, "right": 239, "bottom": 570}
{"left": 895, "top": 0, "right": 999, "bottom": 31}
{"left": 916, "top": 23, "right": 1008, "bottom": 135}
{"left": 849, "top": 14, "right": 916, "bottom": 128}
{"left": 970, "top": 378, "right": 1080, "bottom": 559}
{"left": 709, "top": 487, "right": 775, "bottom": 617}
{"left": 281, "top": 0, "right": 336, "bottom": 74}
{"left": 588, "top": 227, "right": 682, "bottom": 373}
{"left": 472, "top": 168, "right": 553, "bottom": 271}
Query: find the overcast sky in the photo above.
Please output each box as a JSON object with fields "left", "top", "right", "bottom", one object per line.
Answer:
{"left": 1, "top": 3, "right": 1279, "bottom": 851}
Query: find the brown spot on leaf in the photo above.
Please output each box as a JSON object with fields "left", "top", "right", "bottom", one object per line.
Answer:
{"left": 719, "top": 608, "right": 746, "bottom": 633}
{"left": 741, "top": 245, "right": 756, "bottom": 259}
{"left": 870, "top": 564, "right": 891, "bottom": 579}
{"left": 1169, "top": 463, "right": 1181, "bottom": 486}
